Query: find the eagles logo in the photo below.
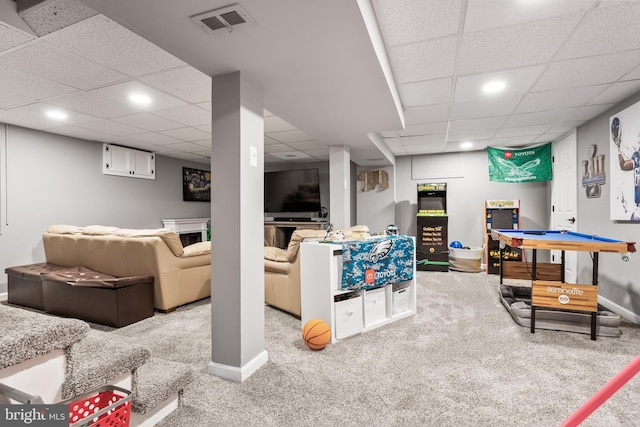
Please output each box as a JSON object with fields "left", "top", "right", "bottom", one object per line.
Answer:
{"left": 368, "top": 239, "right": 393, "bottom": 263}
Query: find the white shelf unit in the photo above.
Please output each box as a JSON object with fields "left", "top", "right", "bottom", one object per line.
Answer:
{"left": 103, "top": 143, "right": 155, "bottom": 179}
{"left": 300, "top": 239, "right": 416, "bottom": 344}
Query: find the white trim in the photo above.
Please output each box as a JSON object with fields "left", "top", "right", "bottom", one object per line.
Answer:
{"left": 207, "top": 350, "right": 268, "bottom": 382}
{"left": 0, "top": 292, "right": 7, "bottom": 302}
{"left": 599, "top": 296, "right": 640, "bottom": 324}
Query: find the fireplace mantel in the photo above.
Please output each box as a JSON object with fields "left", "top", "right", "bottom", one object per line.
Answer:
{"left": 162, "top": 218, "right": 209, "bottom": 243}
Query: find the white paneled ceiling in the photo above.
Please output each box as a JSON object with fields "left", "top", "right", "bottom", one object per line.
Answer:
{"left": 1, "top": 0, "right": 640, "bottom": 163}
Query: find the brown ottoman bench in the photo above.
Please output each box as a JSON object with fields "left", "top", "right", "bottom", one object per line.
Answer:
{"left": 42, "top": 267, "right": 154, "bottom": 328}
{"left": 5, "top": 263, "right": 70, "bottom": 310}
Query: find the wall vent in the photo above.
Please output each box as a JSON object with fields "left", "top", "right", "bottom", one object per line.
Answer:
{"left": 190, "top": 3, "right": 255, "bottom": 34}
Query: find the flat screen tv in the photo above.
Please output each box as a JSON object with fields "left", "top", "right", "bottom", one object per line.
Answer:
{"left": 264, "top": 168, "right": 321, "bottom": 217}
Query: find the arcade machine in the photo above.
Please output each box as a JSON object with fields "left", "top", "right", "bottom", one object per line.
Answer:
{"left": 484, "top": 199, "right": 521, "bottom": 274}
{"left": 416, "top": 183, "right": 449, "bottom": 272}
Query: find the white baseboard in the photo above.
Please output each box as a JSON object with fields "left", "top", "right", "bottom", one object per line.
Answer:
{"left": 0, "top": 292, "right": 7, "bottom": 302}
{"left": 208, "top": 349, "right": 268, "bottom": 382}
{"left": 599, "top": 296, "right": 640, "bottom": 324}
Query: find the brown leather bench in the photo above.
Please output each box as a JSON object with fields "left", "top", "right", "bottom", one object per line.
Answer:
{"left": 42, "top": 267, "right": 154, "bottom": 328}
{"left": 5, "top": 263, "right": 70, "bottom": 310}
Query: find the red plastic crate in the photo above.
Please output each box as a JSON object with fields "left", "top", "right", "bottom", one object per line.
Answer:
{"left": 66, "top": 385, "right": 131, "bottom": 427}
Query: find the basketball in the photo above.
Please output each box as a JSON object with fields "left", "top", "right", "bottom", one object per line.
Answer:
{"left": 302, "top": 318, "right": 331, "bottom": 350}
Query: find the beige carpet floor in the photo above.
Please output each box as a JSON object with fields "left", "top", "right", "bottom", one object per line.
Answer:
{"left": 101, "top": 271, "right": 640, "bottom": 426}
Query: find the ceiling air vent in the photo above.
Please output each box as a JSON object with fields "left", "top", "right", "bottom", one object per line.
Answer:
{"left": 190, "top": 4, "right": 255, "bottom": 34}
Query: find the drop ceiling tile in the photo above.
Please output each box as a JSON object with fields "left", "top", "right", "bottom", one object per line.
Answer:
{"left": 151, "top": 145, "right": 180, "bottom": 155}
{"left": 267, "top": 129, "right": 313, "bottom": 144}
{"left": 405, "top": 143, "right": 444, "bottom": 154}
{"left": 400, "top": 134, "right": 446, "bottom": 146}
{"left": 285, "top": 140, "right": 327, "bottom": 150}
{"left": 383, "top": 137, "right": 403, "bottom": 147}
{"left": 488, "top": 135, "right": 538, "bottom": 147}
{"left": 564, "top": 104, "right": 614, "bottom": 121}
{"left": 446, "top": 129, "right": 495, "bottom": 142}
{"left": 129, "top": 132, "right": 182, "bottom": 145}
{"left": 197, "top": 102, "right": 212, "bottom": 111}
{"left": 453, "top": 65, "right": 546, "bottom": 103}
{"left": 556, "top": 4, "right": 640, "bottom": 60}
{"left": 390, "top": 36, "right": 457, "bottom": 83}
{"left": 162, "top": 141, "right": 208, "bottom": 152}
{"left": 0, "top": 102, "right": 96, "bottom": 129}
{"left": 196, "top": 124, "right": 211, "bottom": 133}
{"left": 191, "top": 149, "right": 211, "bottom": 159}
{"left": 546, "top": 121, "right": 583, "bottom": 134}
{"left": 264, "top": 135, "right": 280, "bottom": 145}
{"left": 464, "top": 0, "right": 594, "bottom": 33}
{"left": 389, "top": 146, "right": 408, "bottom": 156}
{"left": 457, "top": 13, "right": 582, "bottom": 75}
{"left": 380, "top": 130, "right": 400, "bottom": 138}
{"left": 76, "top": 119, "right": 146, "bottom": 136}
{"left": 0, "top": 22, "right": 36, "bottom": 52}
{"left": 374, "top": 0, "right": 461, "bottom": 46}
{"left": 533, "top": 132, "right": 566, "bottom": 143}
{"left": 515, "top": 86, "right": 604, "bottom": 114}
{"left": 113, "top": 113, "right": 183, "bottom": 131}
{"left": 303, "top": 148, "right": 330, "bottom": 157}
{"left": 0, "top": 90, "right": 32, "bottom": 108}
{"left": 404, "top": 104, "right": 449, "bottom": 125}
{"left": 152, "top": 105, "right": 210, "bottom": 127}
{"left": 270, "top": 151, "right": 313, "bottom": 161}
{"left": 265, "top": 143, "right": 294, "bottom": 154}
{"left": 448, "top": 117, "right": 506, "bottom": 133}
{"left": 43, "top": 14, "right": 186, "bottom": 77}
{"left": 0, "top": 42, "right": 127, "bottom": 89}
{"left": 193, "top": 140, "right": 211, "bottom": 148}
{"left": 159, "top": 127, "right": 210, "bottom": 142}
{"left": 264, "top": 115, "right": 297, "bottom": 133}
{"left": 444, "top": 140, "right": 489, "bottom": 152}
{"left": 494, "top": 125, "right": 554, "bottom": 139}
{"left": 399, "top": 78, "right": 452, "bottom": 107}
{"left": 399, "top": 122, "right": 448, "bottom": 137}
{"left": 0, "top": 65, "right": 75, "bottom": 99}
{"left": 47, "top": 125, "right": 116, "bottom": 141}
{"left": 533, "top": 51, "right": 640, "bottom": 91}
{"left": 588, "top": 80, "right": 640, "bottom": 105}
{"left": 504, "top": 108, "right": 575, "bottom": 127}
{"left": 166, "top": 152, "right": 209, "bottom": 162}
{"left": 622, "top": 65, "right": 640, "bottom": 81}
{"left": 140, "top": 66, "right": 211, "bottom": 103}
{"left": 449, "top": 95, "right": 522, "bottom": 121}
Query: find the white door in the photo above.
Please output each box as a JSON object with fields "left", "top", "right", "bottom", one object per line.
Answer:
{"left": 551, "top": 131, "right": 578, "bottom": 283}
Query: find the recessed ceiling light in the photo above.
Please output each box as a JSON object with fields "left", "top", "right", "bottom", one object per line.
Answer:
{"left": 129, "top": 93, "right": 152, "bottom": 105}
{"left": 46, "top": 110, "right": 68, "bottom": 120}
{"left": 482, "top": 80, "right": 506, "bottom": 94}
{"left": 461, "top": 141, "right": 473, "bottom": 149}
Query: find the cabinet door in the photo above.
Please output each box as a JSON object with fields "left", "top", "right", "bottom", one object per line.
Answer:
{"left": 103, "top": 144, "right": 132, "bottom": 177}
{"left": 131, "top": 150, "right": 155, "bottom": 179}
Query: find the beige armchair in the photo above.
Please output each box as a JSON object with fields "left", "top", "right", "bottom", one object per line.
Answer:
{"left": 264, "top": 226, "right": 369, "bottom": 317}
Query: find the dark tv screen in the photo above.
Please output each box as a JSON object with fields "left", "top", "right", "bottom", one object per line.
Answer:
{"left": 264, "top": 168, "right": 321, "bottom": 213}
{"left": 419, "top": 197, "right": 445, "bottom": 212}
{"left": 491, "top": 209, "right": 515, "bottom": 230}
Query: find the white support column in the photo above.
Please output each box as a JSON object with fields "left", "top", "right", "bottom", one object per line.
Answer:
{"left": 329, "top": 145, "right": 351, "bottom": 228}
{"left": 208, "top": 71, "right": 267, "bottom": 382}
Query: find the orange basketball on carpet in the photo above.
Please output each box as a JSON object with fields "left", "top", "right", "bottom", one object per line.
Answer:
{"left": 302, "top": 318, "right": 331, "bottom": 350}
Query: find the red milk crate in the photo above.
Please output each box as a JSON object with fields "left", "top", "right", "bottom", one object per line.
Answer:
{"left": 65, "top": 385, "right": 131, "bottom": 427}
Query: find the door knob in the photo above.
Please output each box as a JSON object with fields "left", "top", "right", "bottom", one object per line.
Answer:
{"left": 568, "top": 217, "right": 576, "bottom": 224}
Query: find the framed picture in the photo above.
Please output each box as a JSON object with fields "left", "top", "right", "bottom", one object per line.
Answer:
{"left": 183, "top": 167, "right": 211, "bottom": 202}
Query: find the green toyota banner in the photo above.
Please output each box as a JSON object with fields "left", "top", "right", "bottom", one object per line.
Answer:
{"left": 487, "top": 143, "right": 552, "bottom": 183}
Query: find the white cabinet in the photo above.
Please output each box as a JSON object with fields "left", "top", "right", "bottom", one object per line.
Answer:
{"left": 103, "top": 143, "right": 155, "bottom": 179}
{"left": 300, "top": 239, "right": 416, "bottom": 344}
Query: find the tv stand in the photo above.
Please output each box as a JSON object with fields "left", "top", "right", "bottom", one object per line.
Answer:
{"left": 264, "top": 220, "right": 329, "bottom": 249}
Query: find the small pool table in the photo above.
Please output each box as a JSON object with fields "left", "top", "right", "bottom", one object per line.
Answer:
{"left": 490, "top": 229, "right": 635, "bottom": 340}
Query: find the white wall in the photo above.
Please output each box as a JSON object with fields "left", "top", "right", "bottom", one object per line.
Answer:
{"left": 0, "top": 124, "right": 211, "bottom": 293}
{"left": 576, "top": 92, "right": 640, "bottom": 322}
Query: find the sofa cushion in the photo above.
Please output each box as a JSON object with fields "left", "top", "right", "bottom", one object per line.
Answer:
{"left": 182, "top": 241, "right": 211, "bottom": 257}
{"left": 264, "top": 246, "right": 289, "bottom": 262}
{"left": 47, "top": 224, "right": 83, "bottom": 234}
{"left": 83, "top": 225, "right": 119, "bottom": 235}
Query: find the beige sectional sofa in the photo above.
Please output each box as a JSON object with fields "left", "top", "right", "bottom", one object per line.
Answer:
{"left": 42, "top": 225, "right": 211, "bottom": 312}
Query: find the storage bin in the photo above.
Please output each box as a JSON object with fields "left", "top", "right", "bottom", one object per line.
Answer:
{"left": 334, "top": 294, "right": 363, "bottom": 339}
{"left": 363, "top": 287, "right": 387, "bottom": 327}
{"left": 5, "top": 263, "right": 69, "bottom": 310}
{"left": 392, "top": 282, "right": 411, "bottom": 315}
{"left": 449, "top": 246, "right": 483, "bottom": 273}
{"left": 66, "top": 385, "right": 131, "bottom": 427}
